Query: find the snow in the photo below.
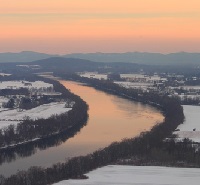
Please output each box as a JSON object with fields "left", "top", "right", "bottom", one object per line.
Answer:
{"left": 79, "top": 72, "right": 108, "bottom": 80}
{"left": 0, "top": 121, "right": 19, "bottom": 129}
{"left": 114, "top": 81, "right": 153, "bottom": 89}
{"left": 0, "top": 96, "right": 9, "bottom": 105}
{"left": 0, "top": 80, "right": 66, "bottom": 129}
{"left": 54, "top": 165, "right": 200, "bottom": 185}
{"left": 170, "top": 86, "right": 200, "bottom": 91}
{"left": 120, "top": 74, "right": 145, "bottom": 78}
{"left": 178, "top": 95, "right": 200, "bottom": 100}
{"left": 0, "top": 73, "right": 11, "bottom": 76}
{"left": 41, "top": 92, "right": 62, "bottom": 96}
{"left": 0, "top": 80, "right": 53, "bottom": 90}
{"left": 0, "top": 96, "right": 9, "bottom": 112}
{"left": 16, "top": 65, "right": 40, "bottom": 69}
{"left": 120, "top": 74, "right": 167, "bottom": 82}
{"left": 181, "top": 86, "right": 200, "bottom": 90}
{"left": 174, "top": 105, "right": 200, "bottom": 142}
{"left": 0, "top": 102, "right": 71, "bottom": 129}
{"left": 38, "top": 75, "right": 61, "bottom": 80}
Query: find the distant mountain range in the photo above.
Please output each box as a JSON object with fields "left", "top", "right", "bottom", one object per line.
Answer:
{"left": 30, "top": 56, "right": 198, "bottom": 75}
{"left": 0, "top": 51, "right": 57, "bottom": 63}
{"left": 1, "top": 51, "right": 200, "bottom": 66}
{"left": 65, "top": 52, "right": 200, "bottom": 66}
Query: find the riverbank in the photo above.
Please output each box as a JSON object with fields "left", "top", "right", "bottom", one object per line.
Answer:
{"left": 54, "top": 165, "right": 200, "bottom": 185}
{"left": 0, "top": 75, "right": 88, "bottom": 152}
{"left": 1, "top": 75, "right": 189, "bottom": 185}
{"left": 0, "top": 79, "right": 161, "bottom": 177}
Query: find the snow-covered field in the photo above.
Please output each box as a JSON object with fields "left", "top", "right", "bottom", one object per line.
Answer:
{"left": 178, "top": 94, "right": 200, "bottom": 101}
{"left": 79, "top": 72, "right": 107, "bottom": 80}
{"left": 0, "top": 80, "right": 53, "bottom": 90}
{"left": 174, "top": 105, "right": 200, "bottom": 142}
{"left": 120, "top": 74, "right": 167, "bottom": 82}
{"left": 0, "top": 96, "right": 9, "bottom": 103}
{"left": 0, "top": 102, "right": 71, "bottom": 129}
{"left": 0, "top": 73, "right": 11, "bottom": 76}
{"left": 54, "top": 165, "right": 200, "bottom": 185}
{"left": 180, "top": 86, "right": 200, "bottom": 90}
{"left": 114, "top": 81, "right": 153, "bottom": 90}
{"left": 120, "top": 73, "right": 146, "bottom": 79}
{"left": 0, "top": 96, "right": 9, "bottom": 111}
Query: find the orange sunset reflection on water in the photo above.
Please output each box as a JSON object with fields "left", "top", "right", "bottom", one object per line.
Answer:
{"left": 60, "top": 80, "right": 164, "bottom": 148}
{"left": 0, "top": 80, "right": 164, "bottom": 177}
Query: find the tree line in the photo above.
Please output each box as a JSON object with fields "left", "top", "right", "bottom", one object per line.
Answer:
{"left": 0, "top": 75, "right": 88, "bottom": 149}
{"left": 1, "top": 74, "right": 195, "bottom": 185}
{"left": 0, "top": 119, "right": 87, "bottom": 166}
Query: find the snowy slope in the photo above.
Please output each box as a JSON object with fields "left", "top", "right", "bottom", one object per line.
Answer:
{"left": 114, "top": 81, "right": 153, "bottom": 90}
{"left": 0, "top": 80, "right": 53, "bottom": 90}
{"left": 0, "top": 96, "right": 9, "bottom": 112}
{"left": 0, "top": 102, "right": 71, "bottom": 129}
{"left": 54, "top": 165, "right": 200, "bottom": 185}
{"left": 79, "top": 72, "right": 107, "bottom": 80}
{"left": 174, "top": 105, "right": 200, "bottom": 142}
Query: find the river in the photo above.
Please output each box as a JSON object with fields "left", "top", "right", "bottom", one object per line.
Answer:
{"left": 0, "top": 80, "right": 163, "bottom": 177}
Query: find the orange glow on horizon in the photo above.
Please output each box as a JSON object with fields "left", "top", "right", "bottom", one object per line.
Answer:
{"left": 0, "top": 0, "right": 200, "bottom": 53}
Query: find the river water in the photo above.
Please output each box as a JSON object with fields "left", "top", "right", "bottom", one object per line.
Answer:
{"left": 0, "top": 80, "right": 163, "bottom": 177}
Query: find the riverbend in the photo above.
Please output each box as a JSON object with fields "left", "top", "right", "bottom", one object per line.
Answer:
{"left": 0, "top": 80, "right": 163, "bottom": 177}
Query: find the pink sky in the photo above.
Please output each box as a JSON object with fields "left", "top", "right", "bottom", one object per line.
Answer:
{"left": 0, "top": 0, "right": 200, "bottom": 54}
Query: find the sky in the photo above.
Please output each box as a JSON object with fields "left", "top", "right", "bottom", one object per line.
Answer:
{"left": 0, "top": 0, "right": 200, "bottom": 54}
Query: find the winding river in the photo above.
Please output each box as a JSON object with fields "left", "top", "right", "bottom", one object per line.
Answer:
{"left": 0, "top": 80, "right": 163, "bottom": 177}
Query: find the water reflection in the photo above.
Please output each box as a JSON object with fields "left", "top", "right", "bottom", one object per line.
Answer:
{"left": 111, "top": 97, "right": 162, "bottom": 120}
{"left": 0, "top": 80, "right": 163, "bottom": 177}
{"left": 59, "top": 81, "right": 163, "bottom": 145}
{"left": 0, "top": 120, "right": 87, "bottom": 165}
